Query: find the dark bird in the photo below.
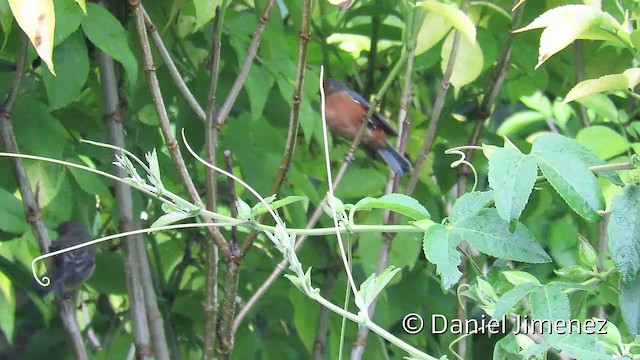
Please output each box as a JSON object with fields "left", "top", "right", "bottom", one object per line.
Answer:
{"left": 323, "top": 78, "right": 411, "bottom": 176}
{"left": 38, "top": 221, "right": 96, "bottom": 298}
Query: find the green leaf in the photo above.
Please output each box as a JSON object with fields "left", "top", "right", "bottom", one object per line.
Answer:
{"left": 564, "top": 68, "right": 640, "bottom": 103}
{"left": 453, "top": 209, "right": 551, "bottom": 263}
{"left": 531, "top": 150, "right": 603, "bottom": 222}
{"left": 547, "top": 331, "right": 608, "bottom": 360}
{"left": 532, "top": 133, "right": 623, "bottom": 186}
{"left": 620, "top": 272, "right": 640, "bottom": 337}
{"left": 354, "top": 193, "right": 430, "bottom": 220}
{"left": 422, "top": 224, "right": 462, "bottom": 290}
{"left": 26, "top": 162, "right": 65, "bottom": 208}
{"left": 493, "top": 333, "right": 521, "bottom": 360}
{"left": 193, "top": 0, "right": 222, "bottom": 31}
{"left": 415, "top": 11, "right": 451, "bottom": 55}
{"left": 441, "top": 30, "right": 483, "bottom": 94}
{"left": 67, "top": 158, "right": 110, "bottom": 197}
{"left": 53, "top": 0, "right": 83, "bottom": 46}
{"left": 493, "top": 282, "right": 538, "bottom": 319}
{"left": 42, "top": 32, "right": 89, "bottom": 110}
{"left": 137, "top": 104, "right": 159, "bottom": 126}
{"left": 497, "top": 111, "right": 548, "bottom": 137}
{"left": 418, "top": 0, "right": 476, "bottom": 45}
{"left": 236, "top": 198, "right": 252, "bottom": 221}
{"left": 151, "top": 211, "right": 195, "bottom": 228}
{"left": 576, "top": 125, "right": 629, "bottom": 160}
{"left": 0, "top": 187, "right": 27, "bottom": 233}
{"left": 529, "top": 284, "right": 570, "bottom": 323}
{"left": 87, "top": 252, "right": 127, "bottom": 294}
{"left": 449, "top": 190, "right": 494, "bottom": 223}
{"left": 74, "top": 0, "right": 85, "bottom": 13}
{"left": 608, "top": 185, "right": 640, "bottom": 285}
{"left": 81, "top": 3, "right": 137, "bottom": 86}
{"left": 0, "top": 0, "right": 12, "bottom": 48}
{"left": 12, "top": 96, "right": 66, "bottom": 158}
{"left": 355, "top": 266, "right": 401, "bottom": 313}
{"left": 502, "top": 271, "right": 542, "bottom": 286}
{"left": 251, "top": 196, "right": 305, "bottom": 217}
{"left": 574, "top": 94, "right": 618, "bottom": 122}
{"left": 488, "top": 147, "right": 537, "bottom": 222}
{"left": 0, "top": 271, "right": 15, "bottom": 344}
{"left": 288, "top": 289, "right": 319, "bottom": 353}
{"left": 230, "top": 38, "right": 272, "bottom": 121}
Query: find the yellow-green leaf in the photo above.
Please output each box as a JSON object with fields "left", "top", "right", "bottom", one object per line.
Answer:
{"left": 564, "top": 68, "right": 640, "bottom": 103}
{"left": 419, "top": 0, "right": 476, "bottom": 45}
{"left": 441, "top": 30, "right": 483, "bottom": 93}
{"left": 74, "top": 0, "right": 85, "bottom": 13}
{"left": 514, "top": 5, "right": 627, "bottom": 69}
{"left": 8, "top": 0, "right": 56, "bottom": 74}
{"left": 415, "top": 11, "right": 451, "bottom": 55}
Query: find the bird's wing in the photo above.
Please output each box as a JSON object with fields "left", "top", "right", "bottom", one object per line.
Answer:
{"left": 346, "top": 89, "right": 397, "bottom": 136}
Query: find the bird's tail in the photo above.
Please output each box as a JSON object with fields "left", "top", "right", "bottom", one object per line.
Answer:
{"left": 377, "top": 142, "right": 411, "bottom": 176}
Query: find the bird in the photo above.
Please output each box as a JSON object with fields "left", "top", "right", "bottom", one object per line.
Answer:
{"left": 322, "top": 78, "right": 411, "bottom": 176}
{"left": 37, "top": 221, "right": 96, "bottom": 298}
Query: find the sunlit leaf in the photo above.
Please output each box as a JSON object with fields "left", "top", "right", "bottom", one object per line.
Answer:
{"left": 564, "top": 68, "right": 640, "bottom": 103}
{"left": 8, "top": 0, "right": 56, "bottom": 74}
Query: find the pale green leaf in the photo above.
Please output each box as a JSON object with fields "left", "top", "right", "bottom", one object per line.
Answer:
{"left": 8, "top": 0, "right": 55, "bottom": 74}
{"left": 564, "top": 68, "right": 640, "bottom": 103}
{"left": 441, "top": 30, "right": 483, "bottom": 92}
{"left": 419, "top": 0, "right": 476, "bottom": 45}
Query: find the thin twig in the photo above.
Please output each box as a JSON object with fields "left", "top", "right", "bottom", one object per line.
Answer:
{"left": 574, "top": 40, "right": 590, "bottom": 127}
{"left": 130, "top": 1, "right": 231, "bottom": 260}
{"left": 217, "top": 0, "right": 277, "bottom": 125}
{"left": 225, "top": 150, "right": 239, "bottom": 245}
{"left": 406, "top": 0, "right": 467, "bottom": 196}
{"left": 142, "top": 6, "right": 206, "bottom": 121}
{"left": 239, "top": 0, "right": 312, "bottom": 255}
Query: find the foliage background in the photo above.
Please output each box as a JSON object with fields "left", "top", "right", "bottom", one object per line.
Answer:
{"left": 0, "top": 0, "right": 638, "bottom": 359}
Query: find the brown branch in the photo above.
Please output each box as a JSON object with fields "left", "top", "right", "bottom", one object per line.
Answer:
{"left": 225, "top": 151, "right": 239, "bottom": 245}
{"left": 217, "top": 0, "right": 277, "bottom": 125}
{"left": 0, "top": 33, "right": 88, "bottom": 359}
{"left": 142, "top": 7, "right": 206, "bottom": 122}
{"left": 239, "top": 0, "right": 313, "bottom": 255}
{"left": 406, "top": 0, "right": 467, "bottom": 196}
{"left": 574, "top": 40, "right": 590, "bottom": 127}
{"left": 97, "top": 48, "right": 154, "bottom": 359}
{"left": 202, "top": 5, "right": 225, "bottom": 358}
{"left": 129, "top": 1, "right": 231, "bottom": 260}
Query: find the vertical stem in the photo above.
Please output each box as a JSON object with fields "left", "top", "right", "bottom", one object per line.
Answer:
{"left": 203, "top": 4, "right": 226, "bottom": 358}
{"left": 98, "top": 49, "right": 153, "bottom": 359}
{"left": 574, "top": 40, "right": 590, "bottom": 127}
{"left": 365, "top": 0, "right": 381, "bottom": 95}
